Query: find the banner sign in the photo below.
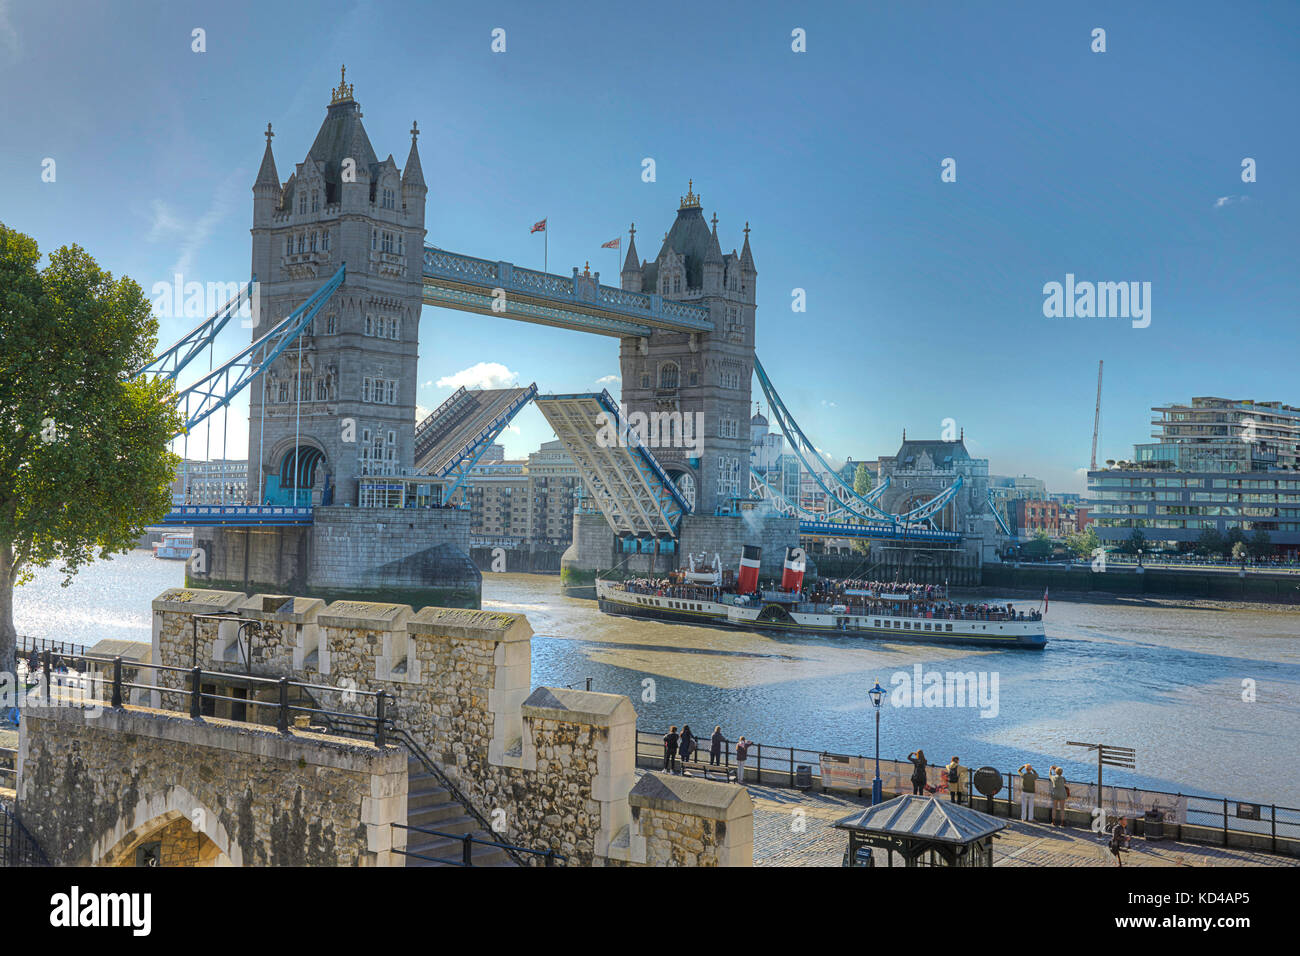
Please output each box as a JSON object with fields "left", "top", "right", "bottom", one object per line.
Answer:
{"left": 818, "top": 753, "right": 870, "bottom": 790}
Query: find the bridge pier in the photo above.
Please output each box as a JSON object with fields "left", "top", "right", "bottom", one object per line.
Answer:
{"left": 560, "top": 511, "right": 804, "bottom": 590}
{"left": 189, "top": 506, "right": 481, "bottom": 610}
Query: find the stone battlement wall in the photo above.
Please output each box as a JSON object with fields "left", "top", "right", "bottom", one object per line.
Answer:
{"left": 149, "top": 587, "right": 753, "bottom": 866}
{"left": 16, "top": 701, "right": 407, "bottom": 867}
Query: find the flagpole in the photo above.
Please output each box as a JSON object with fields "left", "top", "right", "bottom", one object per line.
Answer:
{"left": 544, "top": 222, "right": 548, "bottom": 273}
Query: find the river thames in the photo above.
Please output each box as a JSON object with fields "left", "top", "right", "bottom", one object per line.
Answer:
{"left": 12, "top": 550, "right": 1300, "bottom": 806}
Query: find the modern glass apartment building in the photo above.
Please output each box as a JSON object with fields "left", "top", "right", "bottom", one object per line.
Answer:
{"left": 1135, "top": 397, "right": 1300, "bottom": 472}
{"left": 1088, "top": 396, "right": 1300, "bottom": 555}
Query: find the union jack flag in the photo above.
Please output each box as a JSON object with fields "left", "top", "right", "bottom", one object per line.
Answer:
{"left": 531, "top": 218, "right": 547, "bottom": 233}
{"left": 601, "top": 237, "right": 620, "bottom": 249}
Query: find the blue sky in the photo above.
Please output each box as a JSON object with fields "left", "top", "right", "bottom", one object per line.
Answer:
{"left": 1, "top": 0, "right": 1296, "bottom": 493}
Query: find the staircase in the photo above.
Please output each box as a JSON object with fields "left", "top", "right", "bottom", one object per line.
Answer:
{"left": 402, "top": 758, "right": 514, "bottom": 867}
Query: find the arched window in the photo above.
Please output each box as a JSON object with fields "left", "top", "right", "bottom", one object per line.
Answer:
{"left": 658, "top": 362, "right": 679, "bottom": 390}
{"left": 311, "top": 190, "right": 320, "bottom": 212}
{"left": 298, "top": 192, "right": 306, "bottom": 214}
{"left": 322, "top": 230, "right": 330, "bottom": 251}
{"left": 672, "top": 276, "right": 681, "bottom": 293}
{"left": 310, "top": 232, "right": 318, "bottom": 252}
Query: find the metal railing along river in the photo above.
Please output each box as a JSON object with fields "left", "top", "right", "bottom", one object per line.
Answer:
{"left": 634, "top": 726, "right": 1300, "bottom": 855}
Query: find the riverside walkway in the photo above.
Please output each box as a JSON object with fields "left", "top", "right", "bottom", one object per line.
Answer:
{"left": 738, "top": 780, "right": 1298, "bottom": 867}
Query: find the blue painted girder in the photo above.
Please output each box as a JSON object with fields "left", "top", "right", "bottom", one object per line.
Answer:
{"left": 168, "top": 266, "right": 344, "bottom": 435}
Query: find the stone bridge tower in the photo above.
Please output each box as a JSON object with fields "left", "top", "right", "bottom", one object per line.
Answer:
{"left": 248, "top": 67, "right": 427, "bottom": 507}
{"left": 617, "top": 183, "right": 757, "bottom": 515}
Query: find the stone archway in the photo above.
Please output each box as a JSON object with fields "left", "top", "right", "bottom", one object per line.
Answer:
{"left": 91, "top": 785, "right": 237, "bottom": 867}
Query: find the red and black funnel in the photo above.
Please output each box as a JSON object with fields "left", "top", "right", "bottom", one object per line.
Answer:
{"left": 781, "top": 546, "right": 806, "bottom": 592}
{"left": 737, "top": 545, "right": 761, "bottom": 594}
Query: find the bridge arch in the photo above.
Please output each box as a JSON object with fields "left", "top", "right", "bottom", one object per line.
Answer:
{"left": 92, "top": 785, "right": 237, "bottom": 867}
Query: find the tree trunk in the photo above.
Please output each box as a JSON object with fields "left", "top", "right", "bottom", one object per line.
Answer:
{"left": 0, "top": 543, "right": 16, "bottom": 683}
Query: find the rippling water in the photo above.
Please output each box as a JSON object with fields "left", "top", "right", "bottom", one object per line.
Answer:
{"left": 13, "top": 551, "right": 1300, "bottom": 805}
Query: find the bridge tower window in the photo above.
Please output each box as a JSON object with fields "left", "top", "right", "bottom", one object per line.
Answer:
{"left": 659, "top": 362, "right": 679, "bottom": 390}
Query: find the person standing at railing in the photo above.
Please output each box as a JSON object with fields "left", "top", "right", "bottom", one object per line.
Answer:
{"left": 679, "top": 725, "right": 695, "bottom": 768}
{"left": 735, "top": 736, "right": 752, "bottom": 784}
{"left": 908, "top": 749, "right": 928, "bottom": 795}
{"left": 945, "top": 757, "right": 964, "bottom": 804}
{"left": 663, "top": 726, "right": 680, "bottom": 774}
{"left": 1049, "top": 766, "right": 1069, "bottom": 826}
{"left": 709, "top": 726, "right": 724, "bottom": 766}
{"left": 1018, "top": 764, "right": 1040, "bottom": 822}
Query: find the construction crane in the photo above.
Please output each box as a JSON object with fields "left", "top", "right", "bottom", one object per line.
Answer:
{"left": 1090, "top": 360, "right": 1104, "bottom": 471}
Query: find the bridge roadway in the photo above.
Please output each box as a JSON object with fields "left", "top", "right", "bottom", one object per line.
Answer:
{"left": 422, "top": 246, "right": 714, "bottom": 338}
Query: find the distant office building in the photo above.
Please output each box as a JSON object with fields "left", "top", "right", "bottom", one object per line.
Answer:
{"left": 171, "top": 459, "right": 248, "bottom": 505}
{"left": 1008, "top": 499, "right": 1060, "bottom": 536}
{"left": 1058, "top": 507, "right": 1092, "bottom": 535}
{"left": 462, "top": 441, "right": 581, "bottom": 548}
{"left": 1089, "top": 395, "right": 1300, "bottom": 555}
{"left": 989, "top": 475, "right": 1047, "bottom": 500}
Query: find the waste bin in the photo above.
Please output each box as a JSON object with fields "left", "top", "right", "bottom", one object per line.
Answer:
{"left": 1144, "top": 809, "right": 1165, "bottom": 841}
{"left": 795, "top": 765, "right": 813, "bottom": 789}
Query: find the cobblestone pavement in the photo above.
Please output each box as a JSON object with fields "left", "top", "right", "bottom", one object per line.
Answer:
{"left": 737, "top": 781, "right": 1299, "bottom": 867}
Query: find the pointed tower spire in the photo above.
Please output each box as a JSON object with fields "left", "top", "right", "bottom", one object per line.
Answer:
{"left": 705, "top": 211, "right": 723, "bottom": 263}
{"left": 740, "top": 220, "right": 756, "bottom": 272}
{"left": 402, "top": 120, "right": 426, "bottom": 188}
{"left": 622, "top": 222, "right": 639, "bottom": 273}
{"left": 254, "top": 122, "right": 279, "bottom": 189}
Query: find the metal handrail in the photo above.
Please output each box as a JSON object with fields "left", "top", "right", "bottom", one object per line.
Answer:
{"left": 392, "top": 822, "right": 565, "bottom": 867}
{"left": 0, "top": 800, "right": 49, "bottom": 866}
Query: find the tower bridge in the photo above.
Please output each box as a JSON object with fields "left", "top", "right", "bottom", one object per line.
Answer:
{"left": 141, "top": 70, "right": 1003, "bottom": 603}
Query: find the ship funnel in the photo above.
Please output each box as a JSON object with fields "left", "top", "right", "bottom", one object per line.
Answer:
{"left": 781, "top": 546, "right": 806, "bottom": 592}
{"left": 737, "top": 545, "right": 761, "bottom": 594}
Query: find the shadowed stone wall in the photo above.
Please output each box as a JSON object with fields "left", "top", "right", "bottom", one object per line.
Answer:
{"left": 16, "top": 701, "right": 407, "bottom": 866}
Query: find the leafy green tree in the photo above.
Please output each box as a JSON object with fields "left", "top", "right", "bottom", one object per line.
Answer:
{"left": 1065, "top": 525, "right": 1099, "bottom": 558}
{"left": 1224, "top": 527, "right": 1246, "bottom": 556}
{"left": 1195, "top": 527, "right": 1226, "bottom": 557}
{"left": 1023, "top": 528, "right": 1053, "bottom": 559}
{"left": 1231, "top": 541, "right": 1248, "bottom": 561}
{"left": 0, "top": 225, "right": 182, "bottom": 677}
{"left": 1248, "top": 529, "right": 1272, "bottom": 559}
{"left": 853, "top": 463, "right": 874, "bottom": 496}
{"left": 1121, "top": 528, "right": 1147, "bottom": 555}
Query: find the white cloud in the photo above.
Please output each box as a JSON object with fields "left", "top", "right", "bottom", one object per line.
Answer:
{"left": 596, "top": 374, "right": 620, "bottom": 386}
{"left": 1213, "top": 195, "right": 1249, "bottom": 209}
{"left": 415, "top": 404, "right": 431, "bottom": 420}
{"left": 144, "top": 167, "right": 245, "bottom": 277}
{"left": 436, "top": 361, "right": 518, "bottom": 390}
{"left": 820, "top": 399, "right": 837, "bottom": 408}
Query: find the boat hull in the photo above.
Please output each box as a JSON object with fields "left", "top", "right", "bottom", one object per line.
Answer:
{"left": 596, "top": 583, "right": 1047, "bottom": 650}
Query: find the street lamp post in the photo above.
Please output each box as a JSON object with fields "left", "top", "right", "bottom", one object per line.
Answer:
{"left": 869, "top": 681, "right": 885, "bottom": 805}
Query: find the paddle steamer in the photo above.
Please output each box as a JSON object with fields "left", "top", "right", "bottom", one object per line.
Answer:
{"left": 597, "top": 546, "right": 1047, "bottom": 650}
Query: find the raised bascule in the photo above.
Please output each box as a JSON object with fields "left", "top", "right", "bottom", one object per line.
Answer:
{"left": 139, "top": 70, "right": 1005, "bottom": 607}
